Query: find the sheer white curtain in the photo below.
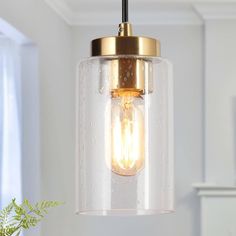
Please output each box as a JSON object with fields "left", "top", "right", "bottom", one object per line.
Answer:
{"left": 0, "top": 36, "right": 22, "bottom": 208}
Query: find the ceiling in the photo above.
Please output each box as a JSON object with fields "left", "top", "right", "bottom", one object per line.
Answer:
{"left": 44, "top": 0, "right": 236, "bottom": 25}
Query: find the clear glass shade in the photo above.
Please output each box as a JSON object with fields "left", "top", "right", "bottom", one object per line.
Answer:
{"left": 76, "top": 56, "right": 174, "bottom": 216}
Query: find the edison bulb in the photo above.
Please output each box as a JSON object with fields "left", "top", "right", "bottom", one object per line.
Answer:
{"left": 106, "top": 91, "right": 145, "bottom": 176}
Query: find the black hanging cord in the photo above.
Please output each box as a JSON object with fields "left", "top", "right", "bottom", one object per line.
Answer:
{"left": 122, "top": 0, "right": 128, "bottom": 22}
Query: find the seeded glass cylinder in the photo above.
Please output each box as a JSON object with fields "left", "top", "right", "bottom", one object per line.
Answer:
{"left": 76, "top": 56, "right": 174, "bottom": 216}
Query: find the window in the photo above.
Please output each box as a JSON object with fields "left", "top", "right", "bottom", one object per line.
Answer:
{"left": 0, "top": 36, "right": 22, "bottom": 208}
{"left": 0, "top": 20, "right": 40, "bottom": 236}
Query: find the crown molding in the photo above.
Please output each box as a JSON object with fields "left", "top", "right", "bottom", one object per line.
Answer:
{"left": 44, "top": 0, "right": 74, "bottom": 24}
{"left": 44, "top": 0, "right": 203, "bottom": 25}
{"left": 194, "top": 3, "right": 236, "bottom": 20}
{"left": 69, "top": 10, "right": 202, "bottom": 26}
{"left": 45, "top": 1, "right": 236, "bottom": 25}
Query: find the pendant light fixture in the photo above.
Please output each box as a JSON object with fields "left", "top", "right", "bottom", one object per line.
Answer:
{"left": 77, "top": 0, "right": 174, "bottom": 216}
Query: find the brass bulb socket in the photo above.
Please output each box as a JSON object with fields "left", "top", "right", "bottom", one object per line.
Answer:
{"left": 105, "top": 58, "right": 153, "bottom": 95}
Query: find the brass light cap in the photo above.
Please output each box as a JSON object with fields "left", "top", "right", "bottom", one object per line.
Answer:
{"left": 91, "top": 23, "right": 160, "bottom": 57}
{"left": 107, "top": 58, "right": 153, "bottom": 95}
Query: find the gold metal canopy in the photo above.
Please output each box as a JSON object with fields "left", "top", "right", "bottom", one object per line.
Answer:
{"left": 91, "top": 23, "right": 160, "bottom": 57}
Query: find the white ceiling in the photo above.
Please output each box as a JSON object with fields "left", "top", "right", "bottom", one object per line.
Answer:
{"left": 44, "top": 0, "right": 236, "bottom": 25}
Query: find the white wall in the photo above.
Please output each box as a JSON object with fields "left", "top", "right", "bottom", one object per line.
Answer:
{"left": 72, "top": 24, "right": 203, "bottom": 236}
{"left": 204, "top": 20, "right": 236, "bottom": 186}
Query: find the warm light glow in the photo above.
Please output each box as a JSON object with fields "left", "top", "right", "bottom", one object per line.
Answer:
{"left": 107, "top": 91, "right": 145, "bottom": 176}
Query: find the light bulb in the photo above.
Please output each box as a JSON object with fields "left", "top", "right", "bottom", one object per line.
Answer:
{"left": 106, "top": 91, "right": 145, "bottom": 176}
